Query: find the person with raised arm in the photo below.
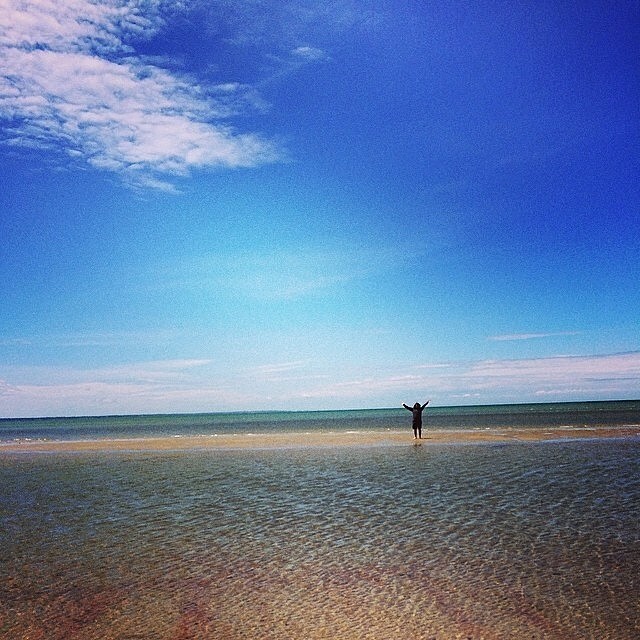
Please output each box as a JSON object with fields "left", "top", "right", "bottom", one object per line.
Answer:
{"left": 402, "top": 400, "right": 430, "bottom": 439}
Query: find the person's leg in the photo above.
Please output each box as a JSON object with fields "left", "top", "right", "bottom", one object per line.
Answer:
{"left": 413, "top": 427, "right": 418, "bottom": 439}
{"left": 418, "top": 426, "right": 422, "bottom": 439}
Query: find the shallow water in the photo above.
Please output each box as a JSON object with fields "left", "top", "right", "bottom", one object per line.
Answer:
{"left": 1, "top": 438, "right": 639, "bottom": 639}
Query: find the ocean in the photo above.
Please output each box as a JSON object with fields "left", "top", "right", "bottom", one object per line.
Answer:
{"left": 1, "top": 401, "right": 639, "bottom": 639}
{"left": 2, "top": 400, "right": 639, "bottom": 443}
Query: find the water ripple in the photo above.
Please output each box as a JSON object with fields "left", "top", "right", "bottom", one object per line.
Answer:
{"left": 1, "top": 441, "right": 639, "bottom": 639}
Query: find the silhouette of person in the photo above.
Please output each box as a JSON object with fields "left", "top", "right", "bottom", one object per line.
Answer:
{"left": 403, "top": 401, "right": 430, "bottom": 439}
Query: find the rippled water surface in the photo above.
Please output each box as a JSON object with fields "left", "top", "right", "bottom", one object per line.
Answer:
{"left": 2, "top": 439, "right": 639, "bottom": 639}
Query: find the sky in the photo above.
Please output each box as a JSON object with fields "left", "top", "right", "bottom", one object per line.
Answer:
{"left": 0, "top": 0, "right": 639, "bottom": 417}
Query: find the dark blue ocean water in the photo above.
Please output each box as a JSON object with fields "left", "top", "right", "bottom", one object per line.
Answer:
{"left": 1, "top": 400, "right": 639, "bottom": 442}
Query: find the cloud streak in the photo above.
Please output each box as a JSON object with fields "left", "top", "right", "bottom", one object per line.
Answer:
{"left": 488, "top": 332, "right": 581, "bottom": 341}
{"left": 0, "top": 0, "right": 280, "bottom": 189}
{"left": 275, "top": 352, "right": 640, "bottom": 406}
{"left": 2, "top": 352, "right": 638, "bottom": 417}
{"left": 291, "top": 45, "right": 328, "bottom": 61}
{"left": 165, "top": 242, "right": 423, "bottom": 300}
{"left": 0, "top": 358, "right": 220, "bottom": 416}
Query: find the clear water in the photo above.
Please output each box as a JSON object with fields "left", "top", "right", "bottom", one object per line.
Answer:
{"left": 1, "top": 436, "right": 639, "bottom": 639}
{"left": 1, "top": 400, "right": 639, "bottom": 442}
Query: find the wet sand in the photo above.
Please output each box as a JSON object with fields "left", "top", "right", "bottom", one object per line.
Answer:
{"left": 1, "top": 426, "right": 638, "bottom": 453}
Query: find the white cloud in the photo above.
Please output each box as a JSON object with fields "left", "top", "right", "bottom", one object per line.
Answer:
{"left": 0, "top": 0, "right": 280, "bottom": 189}
{"left": 95, "top": 358, "right": 213, "bottom": 382}
{"left": 0, "top": 379, "right": 247, "bottom": 418}
{"left": 248, "top": 361, "right": 309, "bottom": 376}
{"left": 1, "top": 358, "right": 212, "bottom": 386}
{"left": 280, "top": 352, "right": 640, "bottom": 406}
{"left": 3, "top": 352, "right": 637, "bottom": 417}
{"left": 0, "top": 358, "right": 223, "bottom": 417}
{"left": 447, "top": 352, "right": 640, "bottom": 401}
{"left": 0, "top": 328, "right": 187, "bottom": 349}
{"left": 466, "top": 353, "right": 640, "bottom": 382}
{"left": 206, "top": 1, "right": 382, "bottom": 48}
{"left": 488, "top": 332, "right": 580, "bottom": 341}
{"left": 165, "top": 243, "right": 422, "bottom": 300}
{"left": 291, "top": 45, "right": 328, "bottom": 61}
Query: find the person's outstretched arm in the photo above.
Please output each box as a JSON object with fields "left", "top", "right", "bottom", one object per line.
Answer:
{"left": 402, "top": 404, "right": 412, "bottom": 411}
{"left": 421, "top": 401, "right": 430, "bottom": 410}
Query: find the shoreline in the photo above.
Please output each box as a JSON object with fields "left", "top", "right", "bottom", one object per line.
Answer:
{"left": 1, "top": 426, "right": 639, "bottom": 453}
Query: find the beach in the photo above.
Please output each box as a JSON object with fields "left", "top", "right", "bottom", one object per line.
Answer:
{"left": 2, "top": 404, "right": 639, "bottom": 639}
{"left": 1, "top": 424, "right": 639, "bottom": 453}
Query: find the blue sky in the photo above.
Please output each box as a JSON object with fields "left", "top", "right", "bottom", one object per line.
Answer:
{"left": 1, "top": 0, "right": 638, "bottom": 417}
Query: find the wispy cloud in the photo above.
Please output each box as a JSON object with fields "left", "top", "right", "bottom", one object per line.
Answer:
{"left": 0, "top": 379, "right": 247, "bottom": 418}
{"left": 0, "top": 328, "right": 186, "bottom": 349}
{"left": 488, "top": 332, "right": 581, "bottom": 341}
{"left": 1, "top": 358, "right": 212, "bottom": 386}
{"left": 283, "top": 352, "right": 640, "bottom": 405}
{"left": 165, "top": 243, "right": 422, "bottom": 300}
{"left": 248, "top": 361, "right": 309, "bottom": 377}
{"left": 0, "top": 0, "right": 280, "bottom": 189}
{"left": 3, "top": 352, "right": 638, "bottom": 417}
{"left": 291, "top": 45, "right": 329, "bottom": 61}
{"left": 95, "top": 358, "right": 213, "bottom": 383}
{"left": 454, "top": 352, "right": 640, "bottom": 401}
{"left": 210, "top": 1, "right": 382, "bottom": 48}
{"left": 466, "top": 351, "right": 640, "bottom": 381}
{"left": 0, "top": 358, "right": 219, "bottom": 417}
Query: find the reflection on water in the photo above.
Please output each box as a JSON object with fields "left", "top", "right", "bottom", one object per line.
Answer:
{"left": 1, "top": 440, "right": 639, "bottom": 639}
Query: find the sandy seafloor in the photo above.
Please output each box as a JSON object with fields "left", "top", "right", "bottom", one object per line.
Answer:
{"left": 1, "top": 427, "right": 639, "bottom": 639}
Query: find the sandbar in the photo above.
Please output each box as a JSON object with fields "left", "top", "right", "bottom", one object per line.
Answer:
{"left": 1, "top": 426, "right": 638, "bottom": 453}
